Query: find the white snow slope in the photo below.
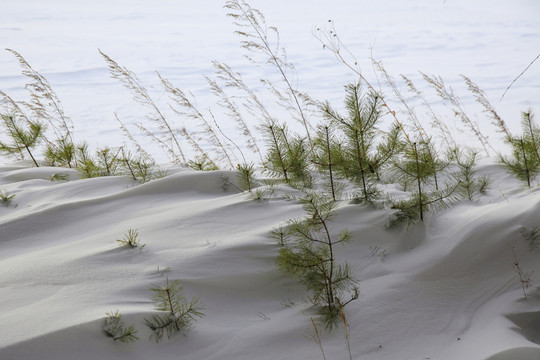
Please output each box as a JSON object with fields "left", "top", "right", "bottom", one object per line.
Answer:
{"left": 1, "top": 161, "right": 540, "bottom": 360}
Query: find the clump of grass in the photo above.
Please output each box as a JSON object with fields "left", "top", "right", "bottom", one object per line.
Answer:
{"left": 117, "top": 229, "right": 146, "bottom": 250}
{"left": 100, "top": 50, "right": 186, "bottom": 164}
{"left": 225, "top": 0, "right": 315, "bottom": 148}
{"left": 0, "top": 190, "right": 16, "bottom": 207}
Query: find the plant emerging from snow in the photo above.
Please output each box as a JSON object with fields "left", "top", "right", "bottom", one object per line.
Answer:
{"left": 117, "top": 229, "right": 146, "bottom": 250}
{"left": 0, "top": 113, "right": 44, "bottom": 167}
{"left": 521, "top": 226, "right": 540, "bottom": 252}
{"left": 0, "top": 190, "right": 16, "bottom": 207}
{"left": 145, "top": 278, "right": 204, "bottom": 343}
{"left": 103, "top": 310, "right": 139, "bottom": 343}
{"left": 276, "top": 192, "right": 358, "bottom": 330}
{"left": 510, "top": 247, "right": 533, "bottom": 300}
{"left": 499, "top": 110, "right": 540, "bottom": 187}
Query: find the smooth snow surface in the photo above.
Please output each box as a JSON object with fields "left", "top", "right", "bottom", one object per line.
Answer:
{"left": 1, "top": 161, "right": 540, "bottom": 359}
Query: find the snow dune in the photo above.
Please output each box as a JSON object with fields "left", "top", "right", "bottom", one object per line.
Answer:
{"left": 1, "top": 161, "right": 540, "bottom": 359}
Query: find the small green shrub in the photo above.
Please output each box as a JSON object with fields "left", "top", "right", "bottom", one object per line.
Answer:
{"left": 103, "top": 310, "right": 139, "bottom": 343}
{"left": 117, "top": 229, "right": 146, "bottom": 250}
{"left": 0, "top": 113, "right": 44, "bottom": 167}
{"left": 0, "top": 190, "right": 16, "bottom": 207}
{"left": 145, "top": 278, "right": 204, "bottom": 343}
{"left": 500, "top": 111, "right": 540, "bottom": 187}
{"left": 276, "top": 192, "right": 358, "bottom": 330}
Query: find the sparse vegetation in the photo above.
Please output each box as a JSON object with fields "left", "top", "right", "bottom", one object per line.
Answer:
{"left": 103, "top": 310, "right": 139, "bottom": 343}
{"left": 0, "top": 190, "right": 16, "bottom": 207}
{"left": 276, "top": 192, "right": 358, "bottom": 329}
{"left": 499, "top": 110, "right": 540, "bottom": 187}
{"left": 117, "top": 229, "right": 146, "bottom": 250}
{"left": 145, "top": 278, "right": 204, "bottom": 343}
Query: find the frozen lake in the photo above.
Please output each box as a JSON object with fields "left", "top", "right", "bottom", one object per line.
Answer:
{"left": 1, "top": 0, "right": 539, "bottom": 163}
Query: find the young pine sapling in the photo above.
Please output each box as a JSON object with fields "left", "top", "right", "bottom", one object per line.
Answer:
{"left": 452, "top": 147, "right": 490, "bottom": 201}
{"left": 103, "top": 310, "right": 139, "bottom": 343}
{"left": 261, "top": 121, "right": 311, "bottom": 188}
{"left": 117, "top": 229, "right": 146, "bottom": 250}
{"left": 145, "top": 278, "right": 204, "bottom": 343}
{"left": 277, "top": 192, "right": 358, "bottom": 329}
{"left": 320, "top": 82, "right": 398, "bottom": 203}
{"left": 390, "top": 141, "right": 459, "bottom": 227}
{"left": 500, "top": 110, "right": 540, "bottom": 187}
{"left": 0, "top": 113, "right": 44, "bottom": 167}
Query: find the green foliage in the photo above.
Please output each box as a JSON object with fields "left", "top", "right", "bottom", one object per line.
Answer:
{"left": 0, "top": 113, "right": 44, "bottom": 167}
{"left": 521, "top": 226, "right": 540, "bottom": 252}
{"left": 121, "top": 149, "right": 156, "bottom": 183}
{"left": 312, "top": 124, "right": 341, "bottom": 201}
{"left": 50, "top": 173, "right": 70, "bottom": 181}
{"left": 452, "top": 147, "right": 490, "bottom": 201}
{"left": 0, "top": 190, "right": 16, "bottom": 207}
{"left": 320, "top": 82, "right": 398, "bottom": 203}
{"left": 276, "top": 192, "right": 358, "bottom": 330}
{"left": 500, "top": 110, "right": 540, "bottom": 187}
{"left": 389, "top": 139, "right": 454, "bottom": 224}
{"left": 145, "top": 278, "right": 204, "bottom": 343}
{"left": 44, "top": 138, "right": 76, "bottom": 168}
{"left": 75, "top": 142, "right": 101, "bottom": 178}
{"left": 388, "top": 181, "right": 460, "bottom": 228}
{"left": 96, "top": 147, "right": 121, "bottom": 176}
{"left": 188, "top": 155, "right": 219, "bottom": 171}
{"left": 261, "top": 121, "right": 311, "bottom": 188}
{"left": 236, "top": 162, "right": 258, "bottom": 192}
{"left": 117, "top": 229, "right": 146, "bottom": 250}
{"left": 103, "top": 310, "right": 139, "bottom": 343}
{"left": 3, "top": 49, "right": 74, "bottom": 150}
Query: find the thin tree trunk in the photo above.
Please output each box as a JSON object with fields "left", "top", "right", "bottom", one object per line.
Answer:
{"left": 414, "top": 143, "right": 424, "bottom": 221}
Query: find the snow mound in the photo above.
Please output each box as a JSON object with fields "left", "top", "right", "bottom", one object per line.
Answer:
{"left": 1, "top": 162, "right": 540, "bottom": 360}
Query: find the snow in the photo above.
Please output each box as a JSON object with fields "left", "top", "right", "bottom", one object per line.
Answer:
{"left": 1, "top": 159, "right": 540, "bottom": 359}
{"left": 1, "top": 1, "right": 540, "bottom": 359}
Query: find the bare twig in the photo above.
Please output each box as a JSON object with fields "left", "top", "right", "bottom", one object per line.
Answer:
{"left": 500, "top": 53, "right": 540, "bottom": 102}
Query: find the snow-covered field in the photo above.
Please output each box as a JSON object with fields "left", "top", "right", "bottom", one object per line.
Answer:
{"left": 1, "top": 1, "right": 540, "bottom": 359}
{"left": 2, "top": 160, "right": 540, "bottom": 360}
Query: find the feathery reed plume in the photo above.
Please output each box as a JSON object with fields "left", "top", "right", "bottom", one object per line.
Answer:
{"left": 213, "top": 60, "right": 278, "bottom": 129}
{"left": 206, "top": 68, "right": 262, "bottom": 161}
{"left": 461, "top": 74, "right": 511, "bottom": 141}
{"left": 99, "top": 50, "right": 186, "bottom": 164}
{"left": 373, "top": 60, "right": 446, "bottom": 190}
{"left": 5, "top": 48, "right": 74, "bottom": 144}
{"left": 114, "top": 113, "right": 154, "bottom": 163}
{"left": 314, "top": 23, "right": 416, "bottom": 150}
{"left": 225, "top": 0, "right": 314, "bottom": 147}
{"left": 422, "top": 72, "right": 494, "bottom": 156}
{"left": 159, "top": 73, "right": 235, "bottom": 169}
{"left": 307, "top": 317, "right": 327, "bottom": 360}
{"left": 339, "top": 308, "right": 353, "bottom": 360}
{"left": 401, "top": 74, "right": 456, "bottom": 150}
